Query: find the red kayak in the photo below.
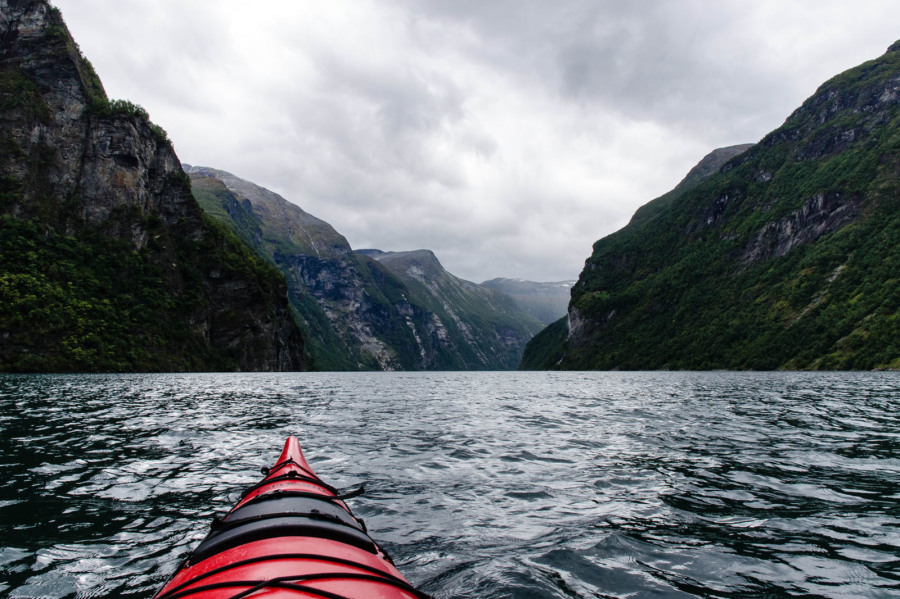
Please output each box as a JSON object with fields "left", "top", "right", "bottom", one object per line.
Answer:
{"left": 153, "top": 436, "right": 428, "bottom": 599}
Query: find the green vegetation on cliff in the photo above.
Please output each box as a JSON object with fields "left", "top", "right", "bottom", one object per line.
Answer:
{"left": 519, "top": 316, "right": 568, "bottom": 370}
{"left": 0, "top": 211, "right": 288, "bottom": 372}
{"left": 525, "top": 43, "right": 900, "bottom": 371}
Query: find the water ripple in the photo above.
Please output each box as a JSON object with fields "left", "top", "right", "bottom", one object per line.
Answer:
{"left": 0, "top": 372, "right": 898, "bottom": 598}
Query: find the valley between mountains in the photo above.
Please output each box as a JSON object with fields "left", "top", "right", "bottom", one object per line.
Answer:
{"left": 186, "top": 165, "right": 565, "bottom": 370}
{"left": 1, "top": 0, "right": 897, "bottom": 371}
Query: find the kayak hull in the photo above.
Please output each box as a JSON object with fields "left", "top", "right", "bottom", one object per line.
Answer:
{"left": 153, "top": 437, "right": 425, "bottom": 599}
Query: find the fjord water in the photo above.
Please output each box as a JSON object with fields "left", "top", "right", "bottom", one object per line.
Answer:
{"left": 0, "top": 373, "right": 897, "bottom": 599}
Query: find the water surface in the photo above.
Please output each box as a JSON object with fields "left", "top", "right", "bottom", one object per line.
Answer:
{"left": 1, "top": 372, "right": 898, "bottom": 598}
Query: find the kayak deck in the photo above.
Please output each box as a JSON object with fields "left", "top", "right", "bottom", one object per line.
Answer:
{"left": 153, "top": 436, "right": 427, "bottom": 599}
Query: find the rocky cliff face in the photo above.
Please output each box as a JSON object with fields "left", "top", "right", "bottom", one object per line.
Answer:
{"left": 740, "top": 191, "right": 860, "bottom": 264}
{"left": 524, "top": 42, "right": 900, "bottom": 371}
{"left": 188, "top": 167, "right": 544, "bottom": 370}
{"left": 1, "top": 1, "right": 189, "bottom": 233}
{"left": 0, "top": 0, "right": 306, "bottom": 371}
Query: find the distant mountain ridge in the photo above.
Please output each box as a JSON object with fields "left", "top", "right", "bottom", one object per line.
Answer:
{"left": 187, "top": 167, "right": 544, "bottom": 370}
{"left": 481, "top": 278, "right": 574, "bottom": 325}
{"left": 358, "top": 248, "right": 546, "bottom": 368}
{"left": 523, "top": 42, "right": 900, "bottom": 370}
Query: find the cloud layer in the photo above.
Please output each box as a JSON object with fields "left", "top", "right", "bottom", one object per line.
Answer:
{"left": 53, "top": 0, "right": 900, "bottom": 282}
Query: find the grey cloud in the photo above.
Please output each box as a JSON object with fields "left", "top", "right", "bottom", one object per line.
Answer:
{"left": 285, "top": 46, "right": 471, "bottom": 191}
{"left": 51, "top": 0, "right": 900, "bottom": 282}
{"left": 394, "top": 1, "right": 877, "bottom": 139}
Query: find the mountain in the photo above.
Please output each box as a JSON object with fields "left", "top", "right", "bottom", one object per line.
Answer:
{"left": 187, "top": 167, "right": 544, "bottom": 370}
{"left": 186, "top": 166, "right": 395, "bottom": 370}
{"left": 0, "top": 0, "right": 306, "bottom": 372}
{"left": 523, "top": 43, "right": 900, "bottom": 371}
{"left": 358, "top": 249, "right": 546, "bottom": 368}
{"left": 481, "top": 278, "right": 575, "bottom": 325}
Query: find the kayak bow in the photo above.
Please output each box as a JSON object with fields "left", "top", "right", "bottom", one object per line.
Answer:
{"left": 153, "top": 436, "right": 427, "bottom": 599}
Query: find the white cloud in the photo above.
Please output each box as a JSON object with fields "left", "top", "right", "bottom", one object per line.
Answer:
{"left": 52, "top": 0, "right": 900, "bottom": 282}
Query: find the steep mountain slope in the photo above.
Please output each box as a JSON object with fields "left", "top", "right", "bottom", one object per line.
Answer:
{"left": 188, "top": 167, "right": 544, "bottom": 370}
{"left": 524, "top": 43, "right": 900, "bottom": 371}
{"left": 0, "top": 0, "right": 306, "bottom": 371}
{"left": 481, "top": 278, "right": 575, "bottom": 325}
{"left": 187, "top": 166, "right": 397, "bottom": 369}
{"left": 521, "top": 144, "right": 754, "bottom": 370}
{"left": 359, "top": 249, "right": 545, "bottom": 368}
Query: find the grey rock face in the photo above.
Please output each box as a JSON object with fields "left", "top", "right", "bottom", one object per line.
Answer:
{"left": 741, "top": 191, "right": 860, "bottom": 264}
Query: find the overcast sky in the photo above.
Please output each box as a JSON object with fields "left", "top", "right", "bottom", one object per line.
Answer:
{"left": 52, "top": 1, "right": 900, "bottom": 283}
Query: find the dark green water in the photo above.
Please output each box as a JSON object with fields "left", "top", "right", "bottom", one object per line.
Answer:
{"left": 0, "top": 372, "right": 898, "bottom": 598}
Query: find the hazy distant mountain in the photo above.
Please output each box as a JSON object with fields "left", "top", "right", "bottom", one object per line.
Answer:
{"left": 481, "top": 278, "right": 575, "bottom": 325}
{"left": 523, "top": 42, "right": 900, "bottom": 370}
{"left": 0, "top": 2, "right": 305, "bottom": 372}
{"left": 188, "top": 167, "right": 544, "bottom": 370}
{"left": 358, "top": 249, "right": 546, "bottom": 368}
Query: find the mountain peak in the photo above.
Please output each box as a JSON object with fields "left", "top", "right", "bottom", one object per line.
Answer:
{"left": 361, "top": 249, "right": 444, "bottom": 283}
{"left": 679, "top": 144, "right": 755, "bottom": 183}
{"left": 185, "top": 165, "right": 351, "bottom": 257}
{"left": 1, "top": 1, "right": 108, "bottom": 110}
{"left": 629, "top": 143, "right": 753, "bottom": 226}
